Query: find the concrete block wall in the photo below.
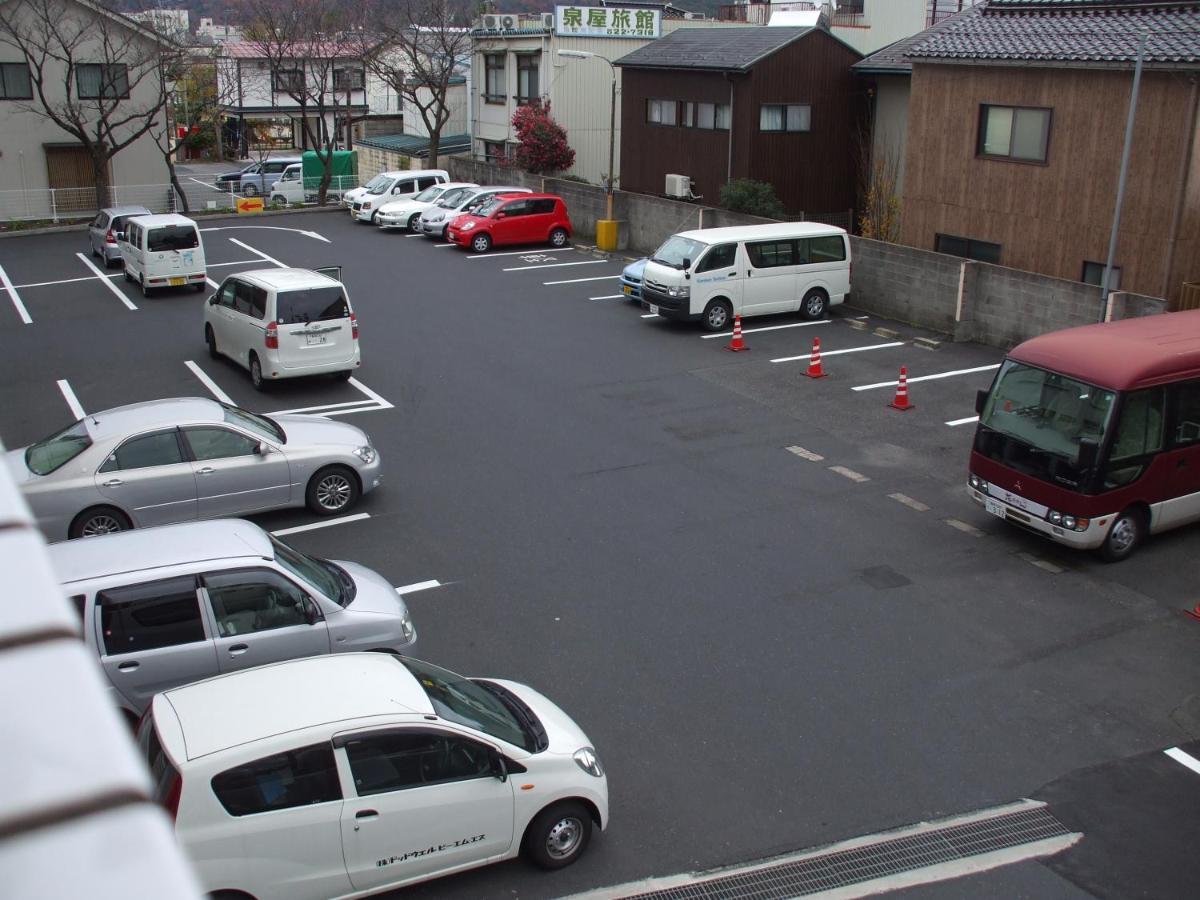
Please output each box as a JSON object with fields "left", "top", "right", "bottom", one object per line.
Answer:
{"left": 847, "top": 236, "right": 964, "bottom": 336}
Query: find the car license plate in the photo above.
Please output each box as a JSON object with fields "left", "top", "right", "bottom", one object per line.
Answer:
{"left": 306, "top": 332, "right": 327, "bottom": 345}
{"left": 984, "top": 498, "right": 1006, "bottom": 519}
{"left": 623, "top": 285, "right": 632, "bottom": 295}
{"left": 649, "top": 304, "right": 659, "bottom": 315}
{"left": 169, "top": 277, "right": 185, "bottom": 286}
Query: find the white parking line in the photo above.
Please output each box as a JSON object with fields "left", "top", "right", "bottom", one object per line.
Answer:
{"left": 404, "top": 233, "right": 428, "bottom": 238}
{"left": 188, "top": 176, "right": 229, "bottom": 194}
{"left": 56, "top": 379, "right": 86, "bottom": 419}
{"left": 889, "top": 492, "right": 930, "bottom": 512}
{"left": 465, "top": 248, "right": 575, "bottom": 259}
{"left": 229, "top": 237, "right": 285, "bottom": 268}
{"left": 346, "top": 377, "right": 394, "bottom": 410}
{"left": 206, "top": 276, "right": 220, "bottom": 289}
{"left": 1165, "top": 747, "right": 1200, "bottom": 775}
{"left": 0, "top": 262, "right": 32, "bottom": 324}
{"left": 590, "top": 294, "right": 625, "bottom": 300}
{"left": 13, "top": 273, "right": 118, "bottom": 289}
{"left": 640, "top": 313, "right": 657, "bottom": 318}
{"left": 786, "top": 445, "right": 825, "bottom": 462}
{"left": 395, "top": 580, "right": 443, "bottom": 595}
{"left": 947, "top": 415, "right": 981, "bottom": 427}
{"left": 271, "top": 399, "right": 378, "bottom": 415}
{"left": 503, "top": 260, "right": 607, "bottom": 272}
{"left": 271, "top": 513, "right": 371, "bottom": 537}
{"left": 851, "top": 364, "right": 1001, "bottom": 392}
{"left": 75, "top": 252, "right": 138, "bottom": 311}
{"left": 829, "top": 465, "right": 870, "bottom": 483}
{"left": 184, "top": 360, "right": 234, "bottom": 404}
{"left": 544, "top": 275, "right": 621, "bottom": 286}
{"left": 770, "top": 341, "right": 904, "bottom": 364}
{"left": 208, "top": 259, "right": 261, "bottom": 268}
{"left": 701, "top": 319, "right": 831, "bottom": 339}
{"left": 434, "top": 243, "right": 454, "bottom": 248}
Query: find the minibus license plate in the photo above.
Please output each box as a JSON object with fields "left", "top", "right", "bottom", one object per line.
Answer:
{"left": 169, "top": 277, "right": 185, "bottom": 286}
{"left": 306, "top": 332, "right": 327, "bottom": 345}
{"left": 648, "top": 304, "right": 659, "bottom": 315}
{"left": 984, "top": 498, "right": 1006, "bottom": 519}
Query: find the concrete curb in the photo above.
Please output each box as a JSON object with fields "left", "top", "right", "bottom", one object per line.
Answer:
{"left": 0, "top": 203, "right": 346, "bottom": 239}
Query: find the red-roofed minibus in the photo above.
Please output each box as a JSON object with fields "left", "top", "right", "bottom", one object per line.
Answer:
{"left": 968, "top": 310, "right": 1200, "bottom": 561}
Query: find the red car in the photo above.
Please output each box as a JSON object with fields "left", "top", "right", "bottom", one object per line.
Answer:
{"left": 447, "top": 193, "right": 572, "bottom": 253}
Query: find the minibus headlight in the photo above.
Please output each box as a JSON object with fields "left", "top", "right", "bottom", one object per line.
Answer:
{"left": 1062, "top": 515, "right": 1077, "bottom": 530}
{"left": 969, "top": 474, "right": 989, "bottom": 492}
{"left": 1048, "top": 511, "right": 1063, "bottom": 525}
{"left": 573, "top": 747, "right": 604, "bottom": 778}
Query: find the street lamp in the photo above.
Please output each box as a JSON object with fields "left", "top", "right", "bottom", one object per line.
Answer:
{"left": 557, "top": 49, "right": 616, "bottom": 222}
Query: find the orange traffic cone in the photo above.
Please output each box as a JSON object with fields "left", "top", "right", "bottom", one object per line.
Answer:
{"left": 889, "top": 366, "right": 914, "bottom": 411}
{"left": 1186, "top": 603, "right": 1200, "bottom": 621}
{"left": 726, "top": 314, "right": 749, "bottom": 352}
{"left": 806, "top": 337, "right": 827, "bottom": 378}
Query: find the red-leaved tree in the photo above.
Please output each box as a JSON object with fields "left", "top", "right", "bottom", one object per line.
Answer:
{"left": 511, "top": 102, "right": 574, "bottom": 175}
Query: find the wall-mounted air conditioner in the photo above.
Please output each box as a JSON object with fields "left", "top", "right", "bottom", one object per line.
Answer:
{"left": 500, "top": 15, "right": 517, "bottom": 29}
{"left": 482, "top": 14, "right": 499, "bottom": 29}
{"left": 542, "top": 12, "right": 555, "bottom": 28}
{"left": 665, "top": 174, "right": 693, "bottom": 199}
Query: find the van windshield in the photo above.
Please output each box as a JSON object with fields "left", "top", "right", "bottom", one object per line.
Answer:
{"left": 276, "top": 287, "right": 349, "bottom": 325}
{"left": 148, "top": 226, "right": 199, "bottom": 252}
{"left": 652, "top": 236, "right": 706, "bottom": 270}
{"left": 363, "top": 174, "right": 391, "bottom": 192}
{"left": 25, "top": 420, "right": 92, "bottom": 475}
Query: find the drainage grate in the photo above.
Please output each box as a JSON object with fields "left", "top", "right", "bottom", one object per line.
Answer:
{"left": 620, "top": 805, "right": 1070, "bottom": 900}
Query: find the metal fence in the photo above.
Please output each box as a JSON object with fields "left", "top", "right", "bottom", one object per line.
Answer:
{"left": 0, "top": 175, "right": 362, "bottom": 224}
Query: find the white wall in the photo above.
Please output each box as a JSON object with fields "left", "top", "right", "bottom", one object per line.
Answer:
{"left": 403, "top": 81, "right": 468, "bottom": 138}
{"left": 872, "top": 74, "right": 910, "bottom": 194}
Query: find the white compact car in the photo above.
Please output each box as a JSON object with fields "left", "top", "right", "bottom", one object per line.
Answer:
{"left": 375, "top": 182, "right": 477, "bottom": 231}
{"left": 346, "top": 170, "right": 449, "bottom": 223}
{"left": 139, "top": 653, "right": 608, "bottom": 900}
{"left": 204, "top": 267, "right": 360, "bottom": 390}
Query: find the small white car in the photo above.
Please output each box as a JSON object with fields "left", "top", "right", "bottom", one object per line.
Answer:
{"left": 375, "top": 182, "right": 478, "bottom": 231}
{"left": 204, "top": 268, "right": 360, "bottom": 390}
{"left": 346, "top": 170, "right": 449, "bottom": 223}
{"left": 139, "top": 653, "right": 608, "bottom": 900}
{"left": 118, "top": 213, "right": 207, "bottom": 296}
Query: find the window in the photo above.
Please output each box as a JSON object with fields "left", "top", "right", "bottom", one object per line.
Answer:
{"left": 212, "top": 745, "right": 341, "bottom": 816}
{"left": 98, "top": 576, "right": 205, "bottom": 655}
{"left": 979, "top": 105, "right": 1050, "bottom": 162}
{"left": 681, "top": 101, "right": 694, "bottom": 127}
{"left": 273, "top": 69, "right": 304, "bottom": 94}
{"left": 0, "top": 62, "right": 32, "bottom": 100}
{"left": 1173, "top": 381, "right": 1200, "bottom": 447}
{"left": 646, "top": 98, "right": 676, "bottom": 126}
{"left": 203, "top": 569, "right": 313, "bottom": 637}
{"left": 76, "top": 63, "right": 128, "bottom": 99}
{"left": 344, "top": 731, "right": 492, "bottom": 796}
{"left": 696, "top": 243, "right": 737, "bottom": 273}
{"left": 484, "top": 53, "right": 505, "bottom": 103}
{"left": 99, "top": 430, "right": 184, "bottom": 473}
{"left": 275, "top": 287, "right": 348, "bottom": 324}
{"left": 24, "top": 420, "right": 92, "bottom": 476}
{"left": 679, "top": 101, "right": 729, "bottom": 131}
{"left": 183, "top": 427, "right": 259, "bottom": 460}
{"left": 747, "top": 239, "right": 798, "bottom": 268}
{"left": 807, "top": 235, "right": 847, "bottom": 263}
{"left": 760, "top": 104, "right": 810, "bottom": 132}
{"left": 147, "top": 226, "right": 198, "bottom": 252}
{"left": 516, "top": 54, "right": 538, "bottom": 105}
{"left": 935, "top": 232, "right": 1002, "bottom": 265}
{"left": 398, "top": 656, "right": 534, "bottom": 750}
{"left": 529, "top": 198, "right": 557, "bottom": 214}
{"left": 498, "top": 198, "right": 531, "bottom": 217}
{"left": 1082, "top": 261, "right": 1121, "bottom": 291}
{"left": 417, "top": 176, "right": 439, "bottom": 191}
{"left": 216, "top": 280, "right": 237, "bottom": 308}
{"left": 332, "top": 67, "right": 363, "bottom": 91}
{"left": 234, "top": 281, "right": 266, "bottom": 318}
{"left": 482, "top": 139, "right": 506, "bottom": 162}
{"left": 1104, "top": 388, "right": 1164, "bottom": 488}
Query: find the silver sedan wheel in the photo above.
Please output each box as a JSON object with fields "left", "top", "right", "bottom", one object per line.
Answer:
{"left": 544, "top": 814, "right": 585, "bottom": 861}
{"left": 315, "top": 472, "right": 353, "bottom": 511}
{"left": 81, "top": 513, "right": 126, "bottom": 536}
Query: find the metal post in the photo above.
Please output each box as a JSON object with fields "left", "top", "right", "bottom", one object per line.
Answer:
{"left": 1099, "top": 32, "right": 1148, "bottom": 320}
{"left": 50, "top": 188, "right": 58, "bottom": 224}
{"left": 606, "top": 65, "right": 616, "bottom": 221}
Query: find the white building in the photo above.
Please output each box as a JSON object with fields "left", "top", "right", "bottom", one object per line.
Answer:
{"left": 197, "top": 17, "right": 245, "bottom": 44}
{"left": 471, "top": 5, "right": 739, "bottom": 186}
{"left": 0, "top": 0, "right": 171, "bottom": 218}
{"left": 127, "top": 7, "right": 190, "bottom": 42}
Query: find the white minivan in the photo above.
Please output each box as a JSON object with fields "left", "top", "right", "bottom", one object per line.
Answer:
{"left": 119, "top": 214, "right": 207, "bottom": 297}
{"left": 204, "top": 267, "right": 360, "bottom": 390}
{"left": 346, "top": 169, "right": 449, "bottom": 223}
{"left": 639, "top": 222, "right": 851, "bottom": 331}
{"left": 138, "top": 652, "right": 608, "bottom": 900}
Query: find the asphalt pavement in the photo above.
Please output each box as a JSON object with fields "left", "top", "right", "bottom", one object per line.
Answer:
{"left": 2, "top": 209, "right": 1199, "bottom": 899}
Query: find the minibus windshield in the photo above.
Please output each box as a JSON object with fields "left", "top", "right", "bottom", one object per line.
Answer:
{"left": 976, "top": 361, "right": 1115, "bottom": 487}
{"left": 652, "top": 235, "right": 705, "bottom": 270}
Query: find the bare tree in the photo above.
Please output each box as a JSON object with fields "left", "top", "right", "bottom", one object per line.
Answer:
{"left": 238, "top": 0, "right": 368, "bottom": 205}
{"left": 147, "top": 46, "right": 224, "bottom": 214}
{"left": 360, "top": 0, "right": 472, "bottom": 170}
{"left": 0, "top": 0, "right": 173, "bottom": 208}
{"left": 857, "top": 125, "right": 901, "bottom": 243}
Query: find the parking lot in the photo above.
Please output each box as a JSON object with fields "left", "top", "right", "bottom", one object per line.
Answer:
{"left": 3, "top": 209, "right": 1200, "bottom": 898}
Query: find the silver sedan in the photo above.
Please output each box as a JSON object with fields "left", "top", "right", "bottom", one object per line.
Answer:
{"left": 7, "top": 397, "right": 382, "bottom": 540}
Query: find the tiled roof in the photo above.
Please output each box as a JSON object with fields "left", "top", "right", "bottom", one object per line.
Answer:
{"left": 907, "top": 1, "right": 1200, "bottom": 68}
{"left": 614, "top": 26, "right": 814, "bottom": 71}
{"left": 356, "top": 133, "right": 472, "bottom": 158}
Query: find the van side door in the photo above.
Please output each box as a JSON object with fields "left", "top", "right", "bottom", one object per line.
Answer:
{"left": 1157, "top": 379, "right": 1200, "bottom": 530}
{"left": 743, "top": 238, "right": 799, "bottom": 315}
{"left": 96, "top": 575, "right": 218, "bottom": 713}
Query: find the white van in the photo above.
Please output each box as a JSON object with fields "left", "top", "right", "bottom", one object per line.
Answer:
{"left": 204, "top": 267, "right": 360, "bottom": 390}
{"left": 639, "top": 222, "right": 851, "bottom": 331}
{"left": 347, "top": 169, "right": 449, "bottom": 223}
{"left": 119, "top": 214, "right": 207, "bottom": 297}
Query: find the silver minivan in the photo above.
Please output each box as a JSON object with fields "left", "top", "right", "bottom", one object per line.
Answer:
{"left": 50, "top": 518, "right": 417, "bottom": 722}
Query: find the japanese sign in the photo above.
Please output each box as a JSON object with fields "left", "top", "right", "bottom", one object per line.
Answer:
{"left": 555, "top": 5, "right": 662, "bottom": 39}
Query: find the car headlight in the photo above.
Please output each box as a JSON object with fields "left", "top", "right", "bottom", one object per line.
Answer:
{"left": 969, "top": 474, "right": 989, "bottom": 492}
{"left": 354, "top": 445, "right": 376, "bottom": 464}
{"left": 362, "top": 201, "right": 372, "bottom": 210}
{"left": 461, "top": 221, "right": 475, "bottom": 231}
{"left": 400, "top": 610, "right": 415, "bottom": 642}
{"left": 573, "top": 747, "right": 603, "bottom": 778}
{"left": 668, "top": 285, "right": 690, "bottom": 298}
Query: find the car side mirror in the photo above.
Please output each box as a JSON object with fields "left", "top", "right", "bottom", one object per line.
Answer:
{"left": 207, "top": 295, "right": 218, "bottom": 306}
{"left": 255, "top": 441, "right": 270, "bottom": 455}
{"left": 975, "top": 389, "right": 989, "bottom": 415}
{"left": 495, "top": 211, "right": 506, "bottom": 219}
{"left": 303, "top": 597, "right": 321, "bottom": 625}
{"left": 489, "top": 751, "right": 508, "bottom": 783}
{"left": 115, "top": 231, "right": 125, "bottom": 242}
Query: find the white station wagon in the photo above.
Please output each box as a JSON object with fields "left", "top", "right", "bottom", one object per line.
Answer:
{"left": 139, "top": 653, "right": 608, "bottom": 899}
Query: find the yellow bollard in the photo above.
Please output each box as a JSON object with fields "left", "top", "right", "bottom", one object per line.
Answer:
{"left": 595, "top": 219, "right": 619, "bottom": 252}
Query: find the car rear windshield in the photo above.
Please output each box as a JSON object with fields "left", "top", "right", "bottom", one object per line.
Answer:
{"left": 25, "top": 420, "right": 92, "bottom": 475}
{"left": 148, "top": 225, "right": 199, "bottom": 252}
{"left": 276, "top": 287, "right": 349, "bottom": 325}
{"left": 399, "top": 657, "right": 536, "bottom": 752}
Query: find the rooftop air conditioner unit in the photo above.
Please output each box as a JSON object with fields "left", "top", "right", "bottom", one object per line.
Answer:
{"left": 665, "top": 174, "right": 692, "bottom": 199}
{"left": 500, "top": 14, "right": 517, "bottom": 29}
{"left": 542, "top": 12, "right": 555, "bottom": 28}
{"left": 482, "top": 14, "right": 499, "bottom": 29}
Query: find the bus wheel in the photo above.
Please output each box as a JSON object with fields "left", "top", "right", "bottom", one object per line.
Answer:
{"left": 1099, "top": 508, "right": 1144, "bottom": 562}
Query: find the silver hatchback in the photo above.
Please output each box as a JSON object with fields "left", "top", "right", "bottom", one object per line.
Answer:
{"left": 89, "top": 205, "right": 152, "bottom": 266}
{"left": 7, "top": 397, "right": 382, "bottom": 540}
{"left": 418, "top": 185, "right": 531, "bottom": 240}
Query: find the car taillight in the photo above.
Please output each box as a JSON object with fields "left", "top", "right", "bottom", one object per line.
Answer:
{"left": 106, "top": 228, "right": 116, "bottom": 243}
{"left": 350, "top": 313, "right": 358, "bottom": 340}
{"left": 163, "top": 774, "right": 182, "bottom": 822}
{"left": 265, "top": 321, "right": 278, "bottom": 349}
